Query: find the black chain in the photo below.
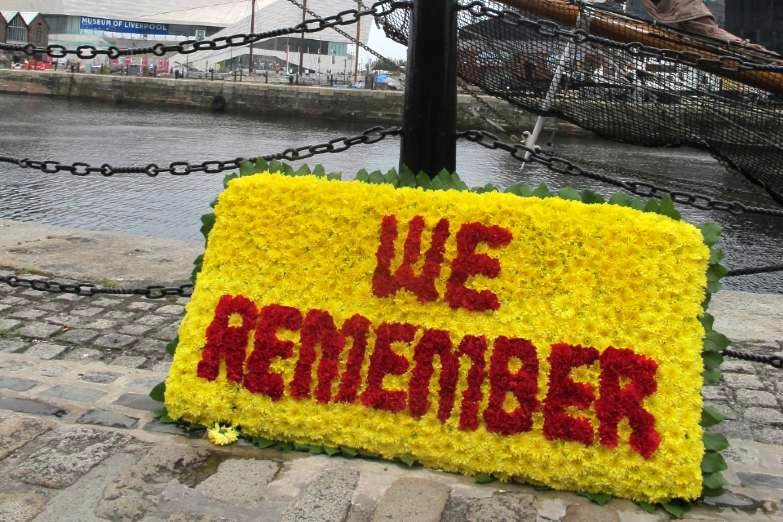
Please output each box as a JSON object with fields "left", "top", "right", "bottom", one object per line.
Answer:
{"left": 457, "top": 129, "right": 783, "bottom": 218}
{"left": 726, "top": 265, "right": 783, "bottom": 277}
{"left": 723, "top": 349, "right": 783, "bottom": 369}
{"left": 0, "top": 0, "right": 411, "bottom": 60}
{"left": 0, "top": 274, "right": 193, "bottom": 299}
{"left": 0, "top": 126, "right": 400, "bottom": 178}
{"left": 457, "top": 1, "right": 783, "bottom": 74}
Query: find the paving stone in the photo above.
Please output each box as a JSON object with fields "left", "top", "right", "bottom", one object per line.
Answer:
{"left": 744, "top": 407, "right": 783, "bottom": 426}
{"left": 737, "top": 472, "right": 783, "bottom": 489}
{"left": 444, "top": 492, "right": 537, "bottom": 522}
{"left": 135, "top": 314, "right": 168, "bottom": 326}
{"left": 0, "top": 376, "right": 39, "bottom": 391}
{"left": 175, "top": 297, "right": 190, "bottom": 305}
{"left": 82, "top": 319, "right": 117, "bottom": 330}
{"left": 43, "top": 384, "right": 104, "bottom": 403}
{"left": 63, "top": 347, "right": 103, "bottom": 362}
{"left": 70, "top": 306, "right": 105, "bottom": 317}
{"left": 720, "top": 359, "right": 758, "bottom": 374}
{"left": 702, "top": 491, "right": 759, "bottom": 509}
{"left": 127, "top": 301, "right": 156, "bottom": 311}
{"left": 34, "top": 300, "right": 70, "bottom": 312}
{"left": 0, "top": 397, "right": 67, "bottom": 417}
{"left": 104, "top": 310, "right": 138, "bottom": 321}
{"left": 134, "top": 338, "right": 168, "bottom": 354}
{"left": 90, "top": 297, "right": 125, "bottom": 308}
{"left": 0, "top": 491, "right": 48, "bottom": 522}
{"left": 0, "top": 303, "right": 10, "bottom": 312}
{"left": 735, "top": 389, "right": 779, "bottom": 407}
{"left": 0, "top": 339, "right": 28, "bottom": 352}
{"left": 57, "top": 328, "right": 101, "bottom": 344}
{"left": 755, "top": 428, "right": 783, "bottom": 445}
{"left": 94, "top": 333, "right": 137, "bottom": 349}
{"left": 196, "top": 459, "right": 279, "bottom": 504}
{"left": 155, "top": 304, "right": 185, "bottom": 315}
{"left": 0, "top": 416, "right": 52, "bottom": 459}
{"left": 77, "top": 409, "right": 139, "bottom": 429}
{"left": 25, "top": 342, "right": 68, "bottom": 359}
{"left": 46, "top": 314, "right": 89, "bottom": 328}
{"left": 712, "top": 420, "right": 755, "bottom": 440}
{"left": 13, "top": 426, "right": 130, "bottom": 488}
{"left": 0, "top": 296, "right": 28, "bottom": 305}
{"left": 112, "top": 355, "right": 147, "bottom": 368}
{"left": 0, "top": 317, "right": 21, "bottom": 331}
{"left": 563, "top": 503, "right": 620, "bottom": 522}
{"left": 114, "top": 392, "right": 161, "bottom": 412}
{"left": 129, "top": 376, "right": 166, "bottom": 392}
{"left": 142, "top": 420, "right": 191, "bottom": 437}
{"left": 281, "top": 467, "right": 360, "bottom": 522}
{"left": 119, "top": 323, "right": 153, "bottom": 336}
{"left": 151, "top": 360, "right": 172, "bottom": 374}
{"left": 704, "top": 401, "right": 738, "bottom": 421}
{"left": 151, "top": 324, "right": 179, "bottom": 340}
{"left": 54, "top": 293, "right": 84, "bottom": 301}
{"left": 701, "top": 385, "right": 725, "bottom": 401}
{"left": 722, "top": 373, "right": 764, "bottom": 390}
{"left": 8, "top": 308, "right": 46, "bottom": 320}
{"left": 16, "top": 322, "right": 63, "bottom": 339}
{"left": 370, "top": 477, "right": 449, "bottom": 522}
{"left": 79, "top": 371, "right": 121, "bottom": 384}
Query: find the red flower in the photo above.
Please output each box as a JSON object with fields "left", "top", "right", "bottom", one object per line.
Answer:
{"left": 484, "top": 337, "right": 539, "bottom": 435}
{"left": 196, "top": 294, "right": 258, "bottom": 383}
{"left": 290, "top": 309, "right": 345, "bottom": 402}
{"left": 543, "top": 343, "right": 599, "bottom": 446}
{"left": 361, "top": 322, "right": 417, "bottom": 412}
{"left": 244, "top": 304, "right": 302, "bottom": 400}
{"left": 456, "top": 335, "right": 488, "bottom": 431}
{"left": 595, "top": 347, "right": 660, "bottom": 459}
{"left": 445, "top": 222, "right": 512, "bottom": 311}
{"left": 334, "top": 314, "right": 372, "bottom": 404}
{"left": 408, "top": 328, "right": 459, "bottom": 421}
{"left": 372, "top": 215, "right": 450, "bottom": 302}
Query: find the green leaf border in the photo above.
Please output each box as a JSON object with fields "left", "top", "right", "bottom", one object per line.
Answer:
{"left": 164, "top": 161, "right": 730, "bottom": 517}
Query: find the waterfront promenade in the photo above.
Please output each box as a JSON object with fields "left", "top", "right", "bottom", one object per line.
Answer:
{"left": 0, "top": 218, "right": 781, "bottom": 521}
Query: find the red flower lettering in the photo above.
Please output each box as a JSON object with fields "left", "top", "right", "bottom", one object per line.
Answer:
{"left": 372, "top": 215, "right": 450, "bottom": 302}
{"left": 543, "top": 343, "right": 599, "bottom": 446}
{"left": 595, "top": 347, "right": 660, "bottom": 459}
{"left": 456, "top": 335, "right": 488, "bottom": 431}
{"left": 445, "top": 222, "right": 512, "bottom": 311}
{"left": 361, "top": 322, "right": 416, "bottom": 412}
{"left": 334, "top": 314, "right": 372, "bottom": 404}
{"left": 484, "top": 337, "right": 539, "bottom": 435}
{"left": 196, "top": 294, "right": 258, "bottom": 383}
{"left": 289, "top": 309, "right": 345, "bottom": 402}
{"left": 408, "top": 329, "right": 459, "bottom": 421}
{"left": 244, "top": 304, "right": 302, "bottom": 400}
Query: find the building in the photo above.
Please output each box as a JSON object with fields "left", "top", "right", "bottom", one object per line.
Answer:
{"left": 0, "top": 0, "right": 370, "bottom": 76}
{"left": 0, "top": 12, "right": 7, "bottom": 42}
{"left": 173, "top": 0, "right": 370, "bottom": 80}
{"left": 726, "top": 0, "right": 782, "bottom": 54}
{"left": 0, "top": 10, "right": 48, "bottom": 46}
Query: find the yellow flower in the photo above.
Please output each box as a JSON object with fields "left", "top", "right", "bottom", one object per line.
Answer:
{"left": 207, "top": 423, "right": 239, "bottom": 446}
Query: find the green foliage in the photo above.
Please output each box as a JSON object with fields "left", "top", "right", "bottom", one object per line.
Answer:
{"left": 166, "top": 336, "right": 179, "bottom": 356}
{"left": 635, "top": 501, "right": 656, "bottom": 513}
{"left": 149, "top": 382, "right": 165, "bottom": 402}
{"left": 701, "top": 406, "right": 726, "bottom": 427}
{"left": 398, "top": 454, "right": 417, "bottom": 467}
{"left": 701, "top": 452, "right": 727, "bottom": 474}
{"left": 474, "top": 473, "right": 495, "bottom": 484}
{"left": 661, "top": 499, "right": 691, "bottom": 518}
{"left": 703, "top": 433, "right": 729, "bottom": 452}
{"left": 154, "top": 407, "right": 175, "bottom": 424}
{"left": 580, "top": 492, "right": 612, "bottom": 505}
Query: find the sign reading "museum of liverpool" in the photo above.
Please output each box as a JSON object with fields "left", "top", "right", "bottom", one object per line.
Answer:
{"left": 80, "top": 17, "right": 169, "bottom": 35}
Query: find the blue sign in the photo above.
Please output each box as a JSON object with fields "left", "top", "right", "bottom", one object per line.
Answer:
{"left": 80, "top": 17, "right": 169, "bottom": 35}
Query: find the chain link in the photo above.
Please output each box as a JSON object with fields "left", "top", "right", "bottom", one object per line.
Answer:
{"left": 0, "top": 0, "right": 412, "bottom": 60}
{"left": 0, "top": 126, "right": 401, "bottom": 178}
{"left": 0, "top": 274, "right": 193, "bottom": 299}
{"left": 456, "top": 1, "right": 783, "bottom": 74}
{"left": 723, "top": 349, "right": 783, "bottom": 370}
{"left": 457, "top": 129, "right": 783, "bottom": 218}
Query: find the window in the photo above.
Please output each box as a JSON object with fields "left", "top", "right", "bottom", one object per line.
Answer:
{"left": 7, "top": 14, "right": 27, "bottom": 43}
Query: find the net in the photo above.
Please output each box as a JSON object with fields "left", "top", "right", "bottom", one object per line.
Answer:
{"left": 377, "top": 0, "right": 783, "bottom": 205}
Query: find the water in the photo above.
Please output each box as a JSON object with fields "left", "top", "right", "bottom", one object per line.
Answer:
{"left": 0, "top": 94, "right": 780, "bottom": 293}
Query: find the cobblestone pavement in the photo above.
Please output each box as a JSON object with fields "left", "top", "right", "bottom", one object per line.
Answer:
{"left": 1, "top": 274, "right": 782, "bottom": 521}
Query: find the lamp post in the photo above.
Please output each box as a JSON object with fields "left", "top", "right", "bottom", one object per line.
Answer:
{"left": 249, "top": 0, "right": 256, "bottom": 74}
{"left": 399, "top": 0, "right": 457, "bottom": 176}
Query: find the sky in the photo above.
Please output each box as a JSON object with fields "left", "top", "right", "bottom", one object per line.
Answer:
{"left": 362, "top": 24, "right": 408, "bottom": 64}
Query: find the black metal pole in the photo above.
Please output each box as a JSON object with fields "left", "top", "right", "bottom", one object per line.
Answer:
{"left": 399, "top": 0, "right": 457, "bottom": 176}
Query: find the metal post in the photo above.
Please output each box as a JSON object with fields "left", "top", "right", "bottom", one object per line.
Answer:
{"left": 399, "top": 0, "right": 457, "bottom": 176}
{"left": 354, "top": 0, "right": 361, "bottom": 85}
{"left": 249, "top": 0, "right": 256, "bottom": 75}
{"left": 298, "top": 0, "right": 307, "bottom": 84}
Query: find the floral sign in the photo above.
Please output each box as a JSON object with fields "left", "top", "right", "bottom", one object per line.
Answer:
{"left": 165, "top": 172, "right": 718, "bottom": 503}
